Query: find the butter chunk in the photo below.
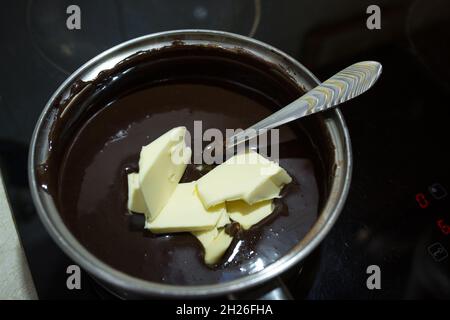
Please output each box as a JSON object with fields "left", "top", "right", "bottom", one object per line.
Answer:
{"left": 193, "top": 228, "right": 218, "bottom": 248}
{"left": 196, "top": 151, "right": 292, "bottom": 208}
{"left": 217, "top": 211, "right": 231, "bottom": 228}
{"left": 145, "top": 182, "right": 225, "bottom": 233}
{"left": 139, "top": 127, "right": 191, "bottom": 221}
{"left": 192, "top": 228, "right": 233, "bottom": 265}
{"left": 227, "top": 200, "right": 274, "bottom": 230}
{"left": 127, "top": 173, "right": 147, "bottom": 214}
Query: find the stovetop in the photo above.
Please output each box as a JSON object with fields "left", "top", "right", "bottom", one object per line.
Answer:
{"left": 0, "top": 0, "right": 449, "bottom": 299}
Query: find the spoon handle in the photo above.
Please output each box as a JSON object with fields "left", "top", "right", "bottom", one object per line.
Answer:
{"left": 226, "top": 61, "right": 382, "bottom": 149}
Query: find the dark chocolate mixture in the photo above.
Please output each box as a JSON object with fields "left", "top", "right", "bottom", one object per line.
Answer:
{"left": 42, "top": 46, "right": 325, "bottom": 285}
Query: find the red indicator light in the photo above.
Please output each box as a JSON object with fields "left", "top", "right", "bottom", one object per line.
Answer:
{"left": 437, "top": 219, "right": 450, "bottom": 236}
{"left": 415, "top": 193, "right": 429, "bottom": 209}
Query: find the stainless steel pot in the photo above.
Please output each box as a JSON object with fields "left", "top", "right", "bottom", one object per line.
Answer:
{"left": 28, "top": 30, "right": 352, "bottom": 299}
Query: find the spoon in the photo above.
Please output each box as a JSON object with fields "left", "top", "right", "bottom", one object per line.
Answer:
{"left": 217, "top": 61, "right": 382, "bottom": 151}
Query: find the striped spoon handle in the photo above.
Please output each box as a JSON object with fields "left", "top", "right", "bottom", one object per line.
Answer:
{"left": 227, "top": 61, "right": 382, "bottom": 149}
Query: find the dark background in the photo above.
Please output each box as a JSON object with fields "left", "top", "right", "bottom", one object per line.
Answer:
{"left": 0, "top": 0, "right": 449, "bottom": 299}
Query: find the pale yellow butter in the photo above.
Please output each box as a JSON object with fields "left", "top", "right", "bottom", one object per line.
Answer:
{"left": 193, "top": 227, "right": 218, "bottom": 248}
{"left": 196, "top": 151, "right": 292, "bottom": 208}
{"left": 216, "top": 210, "right": 231, "bottom": 228}
{"left": 127, "top": 173, "right": 146, "bottom": 214}
{"left": 189, "top": 205, "right": 232, "bottom": 265}
{"left": 192, "top": 228, "right": 233, "bottom": 265}
{"left": 227, "top": 199, "right": 274, "bottom": 230}
{"left": 127, "top": 129, "right": 292, "bottom": 266}
{"left": 145, "top": 182, "right": 225, "bottom": 233}
{"left": 138, "top": 127, "right": 191, "bottom": 221}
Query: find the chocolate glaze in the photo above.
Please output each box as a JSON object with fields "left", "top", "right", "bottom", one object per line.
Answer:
{"left": 39, "top": 45, "right": 327, "bottom": 285}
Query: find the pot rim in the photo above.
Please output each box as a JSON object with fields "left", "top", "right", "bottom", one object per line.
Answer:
{"left": 28, "top": 29, "right": 352, "bottom": 297}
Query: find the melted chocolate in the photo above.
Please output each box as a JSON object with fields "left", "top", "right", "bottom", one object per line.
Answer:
{"left": 41, "top": 45, "right": 326, "bottom": 285}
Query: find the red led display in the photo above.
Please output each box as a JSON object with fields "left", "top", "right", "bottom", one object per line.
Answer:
{"left": 437, "top": 219, "right": 450, "bottom": 236}
{"left": 415, "top": 193, "right": 429, "bottom": 209}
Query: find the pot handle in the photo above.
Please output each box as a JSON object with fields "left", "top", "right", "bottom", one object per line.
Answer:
{"left": 227, "top": 276, "right": 293, "bottom": 300}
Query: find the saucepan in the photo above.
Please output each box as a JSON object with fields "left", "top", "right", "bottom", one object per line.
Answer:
{"left": 28, "top": 30, "right": 352, "bottom": 299}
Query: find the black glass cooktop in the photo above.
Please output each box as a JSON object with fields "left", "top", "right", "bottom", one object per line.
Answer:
{"left": 1, "top": 0, "right": 449, "bottom": 299}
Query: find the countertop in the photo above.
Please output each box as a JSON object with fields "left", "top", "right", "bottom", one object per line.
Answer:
{"left": 0, "top": 173, "right": 37, "bottom": 300}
